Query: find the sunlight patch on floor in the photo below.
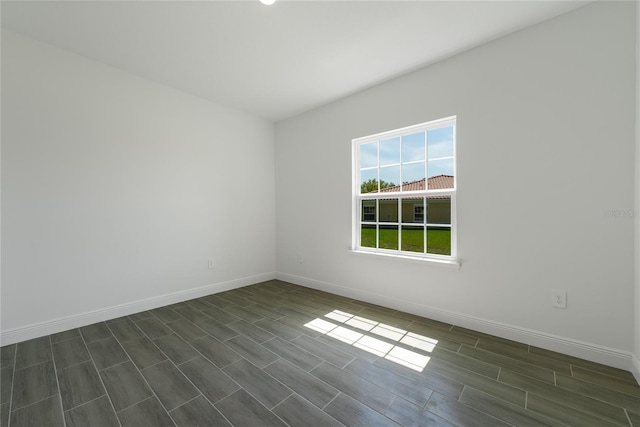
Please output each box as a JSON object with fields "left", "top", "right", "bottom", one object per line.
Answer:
{"left": 304, "top": 309, "right": 437, "bottom": 372}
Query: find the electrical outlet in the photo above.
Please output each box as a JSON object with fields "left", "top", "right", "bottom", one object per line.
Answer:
{"left": 208, "top": 258, "right": 215, "bottom": 269}
{"left": 551, "top": 290, "right": 566, "bottom": 308}
{"left": 297, "top": 254, "right": 304, "bottom": 264}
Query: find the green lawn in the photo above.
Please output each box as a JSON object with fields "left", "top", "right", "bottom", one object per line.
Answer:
{"left": 361, "top": 227, "right": 451, "bottom": 255}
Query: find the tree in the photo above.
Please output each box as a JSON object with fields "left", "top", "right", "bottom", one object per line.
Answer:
{"left": 360, "top": 179, "right": 395, "bottom": 193}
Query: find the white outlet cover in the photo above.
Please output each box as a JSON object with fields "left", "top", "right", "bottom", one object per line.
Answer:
{"left": 551, "top": 290, "right": 566, "bottom": 308}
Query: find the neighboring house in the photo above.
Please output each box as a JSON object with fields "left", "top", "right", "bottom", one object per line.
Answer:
{"left": 363, "top": 175, "right": 453, "bottom": 224}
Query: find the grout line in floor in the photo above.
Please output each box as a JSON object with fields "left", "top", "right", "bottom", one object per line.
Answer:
{"left": 48, "top": 335, "right": 67, "bottom": 427}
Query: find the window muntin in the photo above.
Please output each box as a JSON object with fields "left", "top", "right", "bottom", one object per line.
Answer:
{"left": 353, "top": 117, "right": 456, "bottom": 260}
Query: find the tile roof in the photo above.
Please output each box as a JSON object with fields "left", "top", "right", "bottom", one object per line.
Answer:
{"left": 379, "top": 175, "right": 453, "bottom": 193}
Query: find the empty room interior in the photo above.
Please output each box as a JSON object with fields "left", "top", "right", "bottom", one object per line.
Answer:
{"left": 2, "top": 0, "right": 640, "bottom": 426}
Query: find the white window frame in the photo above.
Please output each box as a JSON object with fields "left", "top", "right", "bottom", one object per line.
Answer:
{"left": 351, "top": 116, "right": 457, "bottom": 263}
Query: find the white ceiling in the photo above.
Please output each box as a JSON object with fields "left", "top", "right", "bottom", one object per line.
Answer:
{"left": 1, "top": 0, "right": 591, "bottom": 122}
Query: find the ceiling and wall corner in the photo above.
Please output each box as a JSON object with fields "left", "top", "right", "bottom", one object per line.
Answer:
{"left": 0, "top": 0, "right": 592, "bottom": 122}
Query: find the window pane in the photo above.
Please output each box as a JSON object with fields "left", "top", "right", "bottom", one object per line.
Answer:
{"left": 402, "top": 198, "right": 424, "bottom": 224}
{"left": 379, "top": 225, "right": 398, "bottom": 250}
{"left": 360, "top": 169, "right": 378, "bottom": 194}
{"left": 427, "top": 198, "right": 451, "bottom": 224}
{"left": 380, "top": 137, "right": 400, "bottom": 166}
{"left": 401, "top": 163, "right": 425, "bottom": 189}
{"left": 379, "top": 166, "right": 400, "bottom": 190}
{"left": 379, "top": 199, "right": 398, "bottom": 223}
{"left": 361, "top": 224, "right": 376, "bottom": 248}
{"left": 401, "top": 226, "right": 424, "bottom": 253}
{"left": 402, "top": 132, "right": 425, "bottom": 162}
{"left": 427, "top": 126, "right": 454, "bottom": 159}
{"left": 427, "top": 226, "right": 451, "bottom": 255}
{"left": 361, "top": 200, "right": 376, "bottom": 222}
{"left": 427, "top": 158, "right": 454, "bottom": 188}
{"left": 360, "top": 142, "right": 378, "bottom": 168}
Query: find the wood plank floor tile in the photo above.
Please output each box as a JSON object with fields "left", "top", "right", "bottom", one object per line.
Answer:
{"left": 141, "top": 360, "right": 199, "bottom": 411}
{"left": 254, "top": 318, "right": 303, "bottom": 341}
{"left": 9, "top": 395, "right": 64, "bottom": 427}
{"left": 50, "top": 329, "right": 80, "bottom": 344}
{"left": 458, "top": 386, "right": 564, "bottom": 426}
{"left": 226, "top": 319, "right": 274, "bottom": 343}
{"left": 134, "top": 318, "right": 173, "bottom": 340}
{"left": 0, "top": 345, "right": 16, "bottom": 369}
{"left": 223, "top": 359, "right": 292, "bottom": 409}
{"left": 262, "top": 337, "right": 323, "bottom": 371}
{"left": 215, "top": 389, "right": 287, "bottom": 427}
{"left": 425, "top": 358, "right": 526, "bottom": 406}
{"left": 4, "top": 280, "right": 640, "bottom": 427}
{"left": 57, "top": 361, "right": 105, "bottom": 410}
{"left": 323, "top": 393, "right": 400, "bottom": 427}
{"left": 430, "top": 347, "right": 500, "bottom": 380}
{"left": 385, "top": 397, "right": 456, "bottom": 427}
{"left": 150, "top": 307, "right": 183, "bottom": 324}
{"left": 169, "top": 395, "right": 231, "bottom": 427}
{"left": 311, "top": 361, "right": 395, "bottom": 414}
{"left": 499, "top": 369, "right": 631, "bottom": 425}
{"left": 199, "top": 306, "right": 241, "bottom": 325}
{"left": 152, "top": 334, "right": 199, "bottom": 365}
{"left": 555, "top": 373, "right": 640, "bottom": 413}
{"left": 120, "top": 337, "right": 167, "bottom": 370}
{"left": 263, "top": 359, "right": 339, "bottom": 409}
{"left": 64, "top": 395, "right": 119, "bottom": 427}
{"left": 12, "top": 361, "right": 58, "bottom": 410}
{"left": 273, "top": 393, "right": 342, "bottom": 427}
{"left": 190, "top": 336, "right": 241, "bottom": 369}
{"left": 223, "top": 335, "right": 279, "bottom": 369}
{"left": 530, "top": 346, "right": 639, "bottom": 383}
{"left": 291, "top": 335, "right": 355, "bottom": 368}
{"left": 527, "top": 392, "right": 623, "bottom": 427}
{"left": 99, "top": 361, "right": 153, "bottom": 412}
{"left": 14, "top": 337, "right": 52, "bottom": 370}
{"left": 1, "top": 367, "right": 13, "bottom": 405}
{"left": 108, "top": 319, "right": 144, "bottom": 343}
{"left": 571, "top": 366, "right": 640, "bottom": 397}
{"left": 87, "top": 337, "right": 129, "bottom": 371}
{"left": 117, "top": 397, "right": 175, "bottom": 427}
{"left": 79, "top": 323, "right": 113, "bottom": 344}
{"left": 52, "top": 337, "right": 91, "bottom": 371}
{"left": 196, "top": 319, "right": 239, "bottom": 341}
{"left": 178, "top": 356, "right": 239, "bottom": 404}
{"left": 165, "top": 318, "right": 207, "bottom": 342}
{"left": 425, "top": 391, "right": 511, "bottom": 427}
{"left": 345, "top": 358, "right": 433, "bottom": 407}
{"left": 458, "top": 344, "right": 555, "bottom": 383}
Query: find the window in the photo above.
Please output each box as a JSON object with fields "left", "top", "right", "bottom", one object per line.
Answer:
{"left": 413, "top": 205, "right": 424, "bottom": 223}
{"left": 352, "top": 116, "right": 456, "bottom": 260}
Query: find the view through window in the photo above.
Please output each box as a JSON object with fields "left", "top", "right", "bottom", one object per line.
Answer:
{"left": 353, "top": 117, "right": 456, "bottom": 260}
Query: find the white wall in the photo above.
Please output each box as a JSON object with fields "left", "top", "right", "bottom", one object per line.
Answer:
{"left": 1, "top": 30, "right": 276, "bottom": 343}
{"left": 276, "top": 1, "right": 637, "bottom": 369}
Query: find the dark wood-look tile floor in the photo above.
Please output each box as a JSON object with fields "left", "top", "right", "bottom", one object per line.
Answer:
{"left": 1, "top": 280, "right": 639, "bottom": 427}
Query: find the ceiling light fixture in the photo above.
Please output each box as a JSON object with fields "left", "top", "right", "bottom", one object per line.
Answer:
{"left": 259, "top": 0, "right": 276, "bottom": 5}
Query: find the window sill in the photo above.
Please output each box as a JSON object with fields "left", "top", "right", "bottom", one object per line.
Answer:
{"left": 350, "top": 249, "right": 461, "bottom": 269}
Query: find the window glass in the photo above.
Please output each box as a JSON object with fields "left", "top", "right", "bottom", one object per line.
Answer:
{"left": 354, "top": 117, "right": 456, "bottom": 259}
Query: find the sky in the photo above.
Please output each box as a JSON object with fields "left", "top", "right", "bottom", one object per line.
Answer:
{"left": 359, "top": 125, "right": 454, "bottom": 189}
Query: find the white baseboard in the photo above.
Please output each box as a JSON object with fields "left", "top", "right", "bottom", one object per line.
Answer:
{"left": 632, "top": 354, "right": 640, "bottom": 383}
{"left": 0, "top": 272, "right": 276, "bottom": 346}
{"left": 276, "top": 272, "right": 633, "bottom": 372}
